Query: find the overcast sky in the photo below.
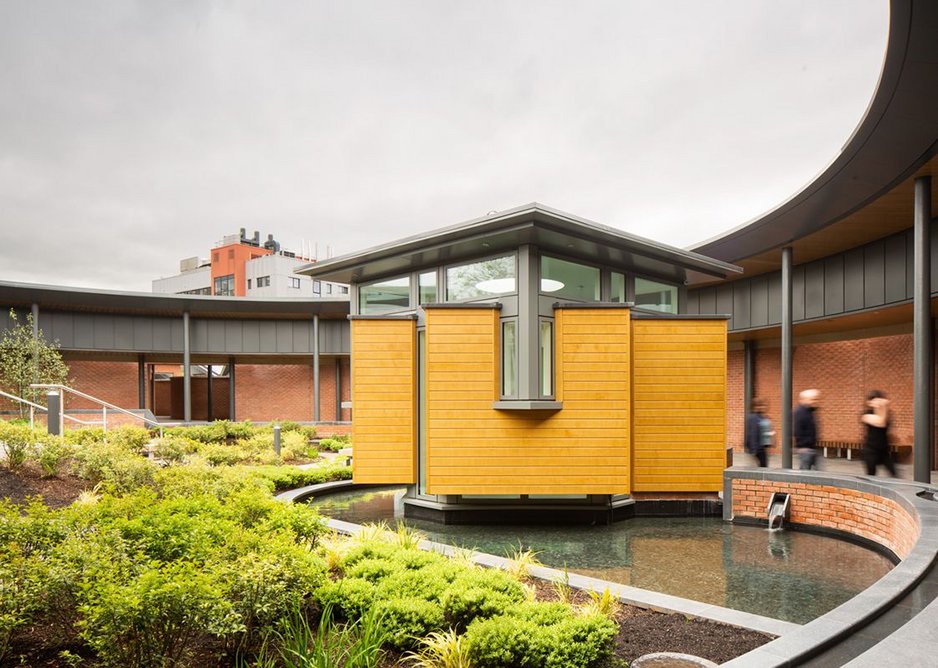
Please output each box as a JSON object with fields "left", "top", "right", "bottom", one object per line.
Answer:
{"left": 0, "top": 1, "right": 888, "bottom": 292}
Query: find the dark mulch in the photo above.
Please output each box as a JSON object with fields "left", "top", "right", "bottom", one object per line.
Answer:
{"left": 530, "top": 578, "right": 771, "bottom": 665}
{"left": 0, "top": 473, "right": 772, "bottom": 666}
{"left": 0, "top": 464, "right": 89, "bottom": 508}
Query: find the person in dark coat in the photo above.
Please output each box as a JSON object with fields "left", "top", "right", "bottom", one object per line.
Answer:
{"left": 793, "top": 389, "right": 820, "bottom": 470}
{"left": 861, "top": 390, "right": 896, "bottom": 477}
{"left": 744, "top": 398, "right": 772, "bottom": 467}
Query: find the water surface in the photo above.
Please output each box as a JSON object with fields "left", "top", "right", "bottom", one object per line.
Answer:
{"left": 309, "top": 487, "right": 894, "bottom": 624}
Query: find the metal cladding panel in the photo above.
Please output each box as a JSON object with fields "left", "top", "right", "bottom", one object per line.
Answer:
{"left": 792, "top": 266, "right": 805, "bottom": 321}
{"left": 292, "top": 321, "right": 311, "bottom": 353}
{"left": 0, "top": 309, "right": 13, "bottom": 333}
{"left": 824, "top": 256, "right": 845, "bottom": 315}
{"left": 749, "top": 275, "right": 769, "bottom": 327}
{"left": 885, "top": 234, "right": 907, "bottom": 303}
{"left": 170, "top": 319, "right": 185, "bottom": 351}
{"left": 190, "top": 319, "right": 208, "bottom": 352}
{"left": 716, "top": 285, "right": 734, "bottom": 328}
{"left": 133, "top": 316, "right": 155, "bottom": 351}
{"left": 864, "top": 241, "right": 886, "bottom": 307}
{"left": 242, "top": 321, "right": 260, "bottom": 352}
{"left": 258, "top": 321, "right": 277, "bottom": 353}
{"left": 767, "top": 273, "right": 782, "bottom": 325}
{"left": 804, "top": 261, "right": 824, "bottom": 319}
{"left": 92, "top": 315, "right": 114, "bottom": 349}
{"left": 206, "top": 320, "right": 226, "bottom": 353}
{"left": 73, "top": 314, "right": 94, "bottom": 348}
{"left": 152, "top": 318, "right": 174, "bottom": 352}
{"left": 46, "top": 312, "right": 73, "bottom": 346}
{"left": 114, "top": 316, "right": 134, "bottom": 350}
{"left": 275, "top": 321, "right": 293, "bottom": 351}
{"left": 697, "top": 287, "right": 716, "bottom": 315}
{"left": 225, "top": 321, "right": 242, "bottom": 353}
{"left": 320, "top": 320, "right": 350, "bottom": 354}
{"left": 844, "top": 248, "right": 865, "bottom": 311}
{"left": 684, "top": 290, "right": 699, "bottom": 315}
{"left": 732, "top": 282, "right": 750, "bottom": 329}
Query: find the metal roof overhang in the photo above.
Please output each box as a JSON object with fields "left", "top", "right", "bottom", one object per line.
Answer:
{"left": 299, "top": 203, "right": 741, "bottom": 285}
{"left": 688, "top": 0, "right": 938, "bottom": 283}
{"left": 0, "top": 281, "right": 350, "bottom": 320}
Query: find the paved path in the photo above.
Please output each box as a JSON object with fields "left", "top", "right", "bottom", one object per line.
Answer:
{"left": 736, "top": 451, "right": 938, "bottom": 485}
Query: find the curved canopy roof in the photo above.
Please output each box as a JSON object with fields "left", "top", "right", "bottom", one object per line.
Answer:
{"left": 691, "top": 0, "right": 938, "bottom": 280}
{"left": 0, "top": 280, "right": 349, "bottom": 320}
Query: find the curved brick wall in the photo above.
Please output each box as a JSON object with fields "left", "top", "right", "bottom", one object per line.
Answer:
{"left": 730, "top": 477, "right": 919, "bottom": 559}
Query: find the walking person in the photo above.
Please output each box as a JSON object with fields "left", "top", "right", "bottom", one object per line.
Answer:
{"left": 793, "top": 389, "right": 821, "bottom": 470}
{"left": 861, "top": 390, "right": 897, "bottom": 477}
{"left": 745, "top": 398, "right": 772, "bottom": 467}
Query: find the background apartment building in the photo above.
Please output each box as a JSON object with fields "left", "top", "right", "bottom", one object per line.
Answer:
{"left": 152, "top": 228, "right": 349, "bottom": 299}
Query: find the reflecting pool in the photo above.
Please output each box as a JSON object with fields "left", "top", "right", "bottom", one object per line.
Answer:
{"left": 308, "top": 487, "right": 894, "bottom": 624}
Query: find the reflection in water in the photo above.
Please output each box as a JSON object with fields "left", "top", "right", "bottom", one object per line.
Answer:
{"left": 309, "top": 487, "right": 893, "bottom": 624}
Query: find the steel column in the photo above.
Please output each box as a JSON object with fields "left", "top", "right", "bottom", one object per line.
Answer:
{"left": 914, "top": 176, "right": 933, "bottom": 482}
{"left": 781, "top": 247, "right": 793, "bottom": 469}
{"left": 206, "top": 364, "right": 213, "bottom": 422}
{"left": 183, "top": 311, "right": 191, "bottom": 423}
{"left": 313, "top": 315, "right": 320, "bottom": 421}
{"left": 137, "top": 354, "right": 146, "bottom": 409}
{"left": 228, "top": 357, "right": 236, "bottom": 421}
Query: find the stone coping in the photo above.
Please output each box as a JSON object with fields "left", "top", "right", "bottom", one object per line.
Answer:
{"left": 277, "top": 480, "right": 797, "bottom": 638}
{"left": 721, "top": 468, "right": 938, "bottom": 667}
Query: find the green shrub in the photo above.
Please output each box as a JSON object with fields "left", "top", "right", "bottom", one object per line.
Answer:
{"left": 152, "top": 435, "right": 199, "bottom": 464}
{"left": 198, "top": 442, "right": 245, "bottom": 466}
{"left": 63, "top": 427, "right": 105, "bottom": 447}
{"left": 216, "top": 539, "right": 327, "bottom": 647}
{"left": 105, "top": 425, "right": 152, "bottom": 451}
{"left": 317, "top": 577, "right": 378, "bottom": 619}
{"left": 319, "top": 436, "right": 351, "bottom": 452}
{"left": 79, "top": 561, "right": 241, "bottom": 668}
{"left": 32, "top": 434, "right": 73, "bottom": 477}
{"left": 72, "top": 442, "right": 156, "bottom": 492}
{"left": 165, "top": 421, "right": 228, "bottom": 444}
{"left": 373, "top": 596, "right": 445, "bottom": 650}
{"left": 465, "top": 607, "right": 617, "bottom": 668}
{"left": 0, "top": 420, "right": 34, "bottom": 471}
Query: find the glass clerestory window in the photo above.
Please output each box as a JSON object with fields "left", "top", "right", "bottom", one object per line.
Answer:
{"left": 360, "top": 275, "right": 411, "bottom": 314}
{"left": 446, "top": 255, "right": 515, "bottom": 301}
{"left": 540, "top": 256, "right": 600, "bottom": 302}
{"left": 539, "top": 320, "right": 553, "bottom": 397}
{"left": 635, "top": 277, "right": 679, "bottom": 313}
{"left": 611, "top": 272, "right": 626, "bottom": 303}
{"left": 418, "top": 271, "right": 437, "bottom": 304}
{"left": 501, "top": 320, "right": 518, "bottom": 397}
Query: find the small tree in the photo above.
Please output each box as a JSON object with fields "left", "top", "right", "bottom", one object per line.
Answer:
{"left": 0, "top": 310, "right": 69, "bottom": 418}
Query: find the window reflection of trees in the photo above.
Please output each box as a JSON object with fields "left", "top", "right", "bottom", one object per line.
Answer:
{"left": 446, "top": 255, "right": 515, "bottom": 301}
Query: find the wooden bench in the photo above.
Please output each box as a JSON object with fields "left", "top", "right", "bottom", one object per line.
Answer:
{"left": 818, "top": 440, "right": 912, "bottom": 461}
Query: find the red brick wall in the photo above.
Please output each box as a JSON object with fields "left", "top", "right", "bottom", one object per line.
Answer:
{"left": 731, "top": 477, "right": 918, "bottom": 558}
{"left": 233, "top": 358, "right": 347, "bottom": 423}
{"left": 67, "top": 360, "right": 144, "bottom": 411}
{"left": 726, "top": 350, "right": 744, "bottom": 451}
{"left": 728, "top": 334, "right": 915, "bottom": 457}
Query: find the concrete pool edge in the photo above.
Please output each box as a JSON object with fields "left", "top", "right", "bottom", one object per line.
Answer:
{"left": 276, "top": 480, "right": 799, "bottom": 639}
{"left": 721, "top": 468, "right": 938, "bottom": 667}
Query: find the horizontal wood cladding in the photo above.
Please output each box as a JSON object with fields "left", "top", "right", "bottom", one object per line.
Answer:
{"left": 350, "top": 319, "right": 416, "bottom": 484}
{"left": 424, "top": 307, "right": 630, "bottom": 495}
{"left": 631, "top": 319, "right": 727, "bottom": 492}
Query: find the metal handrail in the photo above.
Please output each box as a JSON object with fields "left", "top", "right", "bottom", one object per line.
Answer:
{"left": 30, "top": 384, "right": 164, "bottom": 438}
{"left": 0, "top": 388, "right": 92, "bottom": 430}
